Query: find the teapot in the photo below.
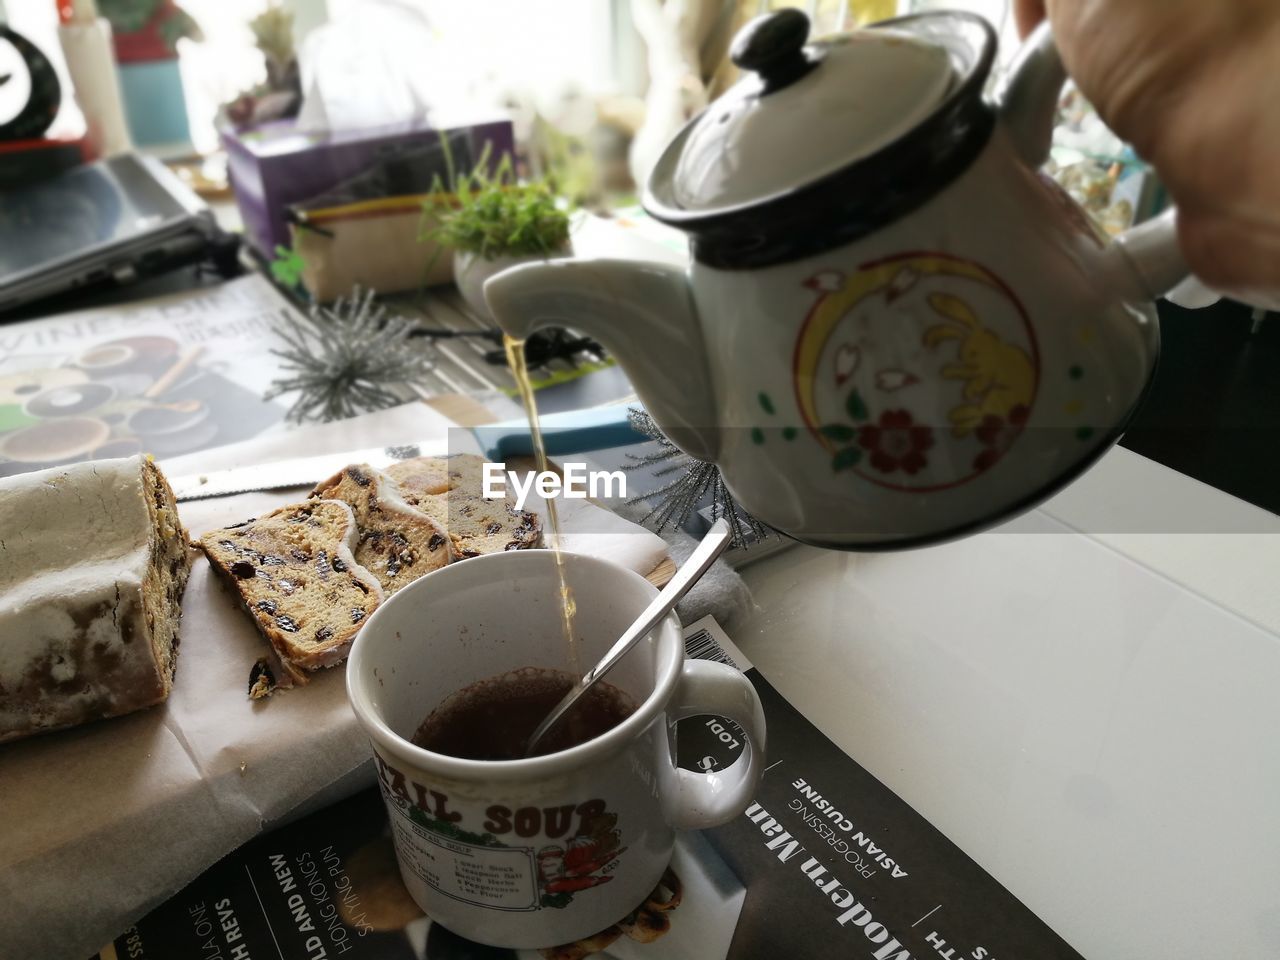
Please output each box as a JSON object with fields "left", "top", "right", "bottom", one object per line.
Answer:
{"left": 486, "top": 9, "right": 1208, "bottom": 549}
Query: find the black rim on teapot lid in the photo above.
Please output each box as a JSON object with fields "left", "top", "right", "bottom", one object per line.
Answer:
{"left": 643, "top": 10, "right": 998, "bottom": 271}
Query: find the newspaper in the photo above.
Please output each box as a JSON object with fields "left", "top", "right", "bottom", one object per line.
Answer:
{"left": 99, "top": 618, "right": 1085, "bottom": 960}
{"left": 0, "top": 275, "right": 298, "bottom": 477}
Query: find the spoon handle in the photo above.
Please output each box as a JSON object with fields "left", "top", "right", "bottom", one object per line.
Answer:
{"left": 524, "top": 518, "right": 733, "bottom": 757}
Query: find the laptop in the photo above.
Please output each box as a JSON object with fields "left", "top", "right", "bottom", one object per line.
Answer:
{"left": 0, "top": 152, "right": 219, "bottom": 315}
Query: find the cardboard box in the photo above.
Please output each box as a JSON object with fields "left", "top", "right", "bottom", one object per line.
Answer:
{"left": 221, "top": 116, "right": 514, "bottom": 257}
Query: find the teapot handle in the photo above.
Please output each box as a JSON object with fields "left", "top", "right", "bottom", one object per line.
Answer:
{"left": 998, "top": 23, "right": 1217, "bottom": 307}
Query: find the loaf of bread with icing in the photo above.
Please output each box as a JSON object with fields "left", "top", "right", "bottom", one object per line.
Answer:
{"left": 0, "top": 456, "right": 192, "bottom": 743}
{"left": 198, "top": 500, "right": 383, "bottom": 683}
{"left": 309, "top": 464, "right": 453, "bottom": 594}
{"left": 385, "top": 454, "right": 541, "bottom": 558}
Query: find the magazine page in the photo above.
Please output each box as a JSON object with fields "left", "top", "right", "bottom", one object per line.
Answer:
{"left": 100, "top": 789, "right": 744, "bottom": 960}
{"left": 0, "top": 275, "right": 297, "bottom": 477}
{"left": 100, "top": 618, "right": 1083, "bottom": 960}
{"left": 680, "top": 618, "right": 1084, "bottom": 960}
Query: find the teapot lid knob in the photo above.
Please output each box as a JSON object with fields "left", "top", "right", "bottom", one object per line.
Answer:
{"left": 730, "top": 8, "right": 817, "bottom": 94}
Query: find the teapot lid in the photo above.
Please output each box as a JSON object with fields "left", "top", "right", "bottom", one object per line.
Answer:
{"left": 644, "top": 10, "right": 997, "bottom": 269}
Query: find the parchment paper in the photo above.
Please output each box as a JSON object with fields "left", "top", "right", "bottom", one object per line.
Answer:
{"left": 0, "top": 403, "right": 668, "bottom": 960}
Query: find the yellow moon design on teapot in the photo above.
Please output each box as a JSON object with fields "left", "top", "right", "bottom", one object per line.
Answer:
{"left": 792, "top": 252, "right": 1040, "bottom": 492}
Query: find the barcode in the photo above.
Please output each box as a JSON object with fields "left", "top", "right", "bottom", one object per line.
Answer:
{"left": 684, "top": 628, "right": 740, "bottom": 669}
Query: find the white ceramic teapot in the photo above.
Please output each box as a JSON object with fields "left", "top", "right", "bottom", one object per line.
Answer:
{"left": 486, "top": 9, "right": 1208, "bottom": 549}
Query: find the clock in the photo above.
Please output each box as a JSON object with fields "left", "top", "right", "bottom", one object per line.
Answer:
{"left": 0, "top": 26, "right": 62, "bottom": 141}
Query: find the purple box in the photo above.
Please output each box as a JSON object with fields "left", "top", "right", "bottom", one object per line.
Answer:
{"left": 221, "top": 116, "right": 515, "bottom": 257}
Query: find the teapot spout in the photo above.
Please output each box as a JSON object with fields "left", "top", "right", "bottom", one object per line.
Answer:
{"left": 485, "top": 258, "right": 720, "bottom": 462}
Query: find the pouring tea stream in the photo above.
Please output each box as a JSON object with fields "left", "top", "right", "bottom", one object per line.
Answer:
{"left": 486, "top": 9, "right": 1214, "bottom": 549}
{"left": 522, "top": 518, "right": 733, "bottom": 758}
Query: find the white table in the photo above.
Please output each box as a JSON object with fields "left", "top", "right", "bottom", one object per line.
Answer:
{"left": 731, "top": 446, "right": 1280, "bottom": 959}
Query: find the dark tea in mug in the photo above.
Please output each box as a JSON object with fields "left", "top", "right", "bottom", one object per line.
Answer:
{"left": 412, "top": 667, "right": 636, "bottom": 761}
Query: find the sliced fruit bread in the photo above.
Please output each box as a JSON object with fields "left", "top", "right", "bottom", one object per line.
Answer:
{"left": 385, "top": 454, "right": 542, "bottom": 558}
{"left": 309, "top": 464, "right": 453, "bottom": 594}
{"left": 198, "top": 500, "right": 383, "bottom": 683}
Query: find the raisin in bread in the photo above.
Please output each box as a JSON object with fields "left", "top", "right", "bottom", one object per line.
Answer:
{"left": 0, "top": 456, "right": 192, "bottom": 742}
{"left": 198, "top": 500, "right": 383, "bottom": 682}
{"left": 385, "top": 454, "right": 541, "bottom": 558}
{"left": 309, "top": 464, "right": 452, "bottom": 594}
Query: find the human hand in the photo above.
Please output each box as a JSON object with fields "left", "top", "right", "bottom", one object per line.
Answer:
{"left": 1014, "top": 0, "right": 1280, "bottom": 303}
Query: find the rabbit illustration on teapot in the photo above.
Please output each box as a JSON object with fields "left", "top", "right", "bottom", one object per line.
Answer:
{"left": 924, "top": 292, "right": 1035, "bottom": 437}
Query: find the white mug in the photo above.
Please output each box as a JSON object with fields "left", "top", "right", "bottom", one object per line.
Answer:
{"left": 346, "top": 550, "right": 767, "bottom": 949}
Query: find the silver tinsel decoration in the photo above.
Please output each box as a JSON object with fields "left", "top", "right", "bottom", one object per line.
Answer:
{"left": 264, "top": 287, "right": 436, "bottom": 424}
{"left": 625, "top": 408, "right": 770, "bottom": 549}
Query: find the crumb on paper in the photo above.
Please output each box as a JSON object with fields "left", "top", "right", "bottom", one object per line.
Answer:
{"left": 248, "top": 658, "right": 277, "bottom": 700}
{"left": 199, "top": 475, "right": 208, "bottom": 485}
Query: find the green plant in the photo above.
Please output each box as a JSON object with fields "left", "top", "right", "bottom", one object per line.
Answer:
{"left": 99, "top": 0, "right": 165, "bottom": 33}
{"left": 99, "top": 0, "right": 201, "bottom": 49}
{"left": 249, "top": 5, "right": 295, "bottom": 73}
{"left": 269, "top": 244, "right": 305, "bottom": 287}
{"left": 420, "top": 143, "right": 571, "bottom": 260}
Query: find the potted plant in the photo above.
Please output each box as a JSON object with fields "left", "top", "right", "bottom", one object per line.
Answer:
{"left": 99, "top": 0, "right": 200, "bottom": 62}
{"left": 421, "top": 146, "right": 572, "bottom": 320}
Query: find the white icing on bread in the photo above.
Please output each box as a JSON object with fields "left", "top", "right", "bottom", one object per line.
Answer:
{"left": 0, "top": 456, "right": 191, "bottom": 742}
{"left": 309, "top": 464, "right": 452, "bottom": 594}
{"left": 385, "top": 454, "right": 541, "bottom": 558}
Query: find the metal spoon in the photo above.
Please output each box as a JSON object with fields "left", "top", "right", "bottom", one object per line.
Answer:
{"left": 523, "top": 518, "right": 733, "bottom": 758}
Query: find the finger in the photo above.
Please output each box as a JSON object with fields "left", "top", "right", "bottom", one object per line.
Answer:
{"left": 1013, "top": 0, "right": 1047, "bottom": 37}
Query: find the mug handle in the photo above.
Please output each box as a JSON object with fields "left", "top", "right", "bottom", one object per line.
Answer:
{"left": 656, "top": 659, "right": 767, "bottom": 830}
{"left": 998, "top": 23, "right": 1217, "bottom": 308}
